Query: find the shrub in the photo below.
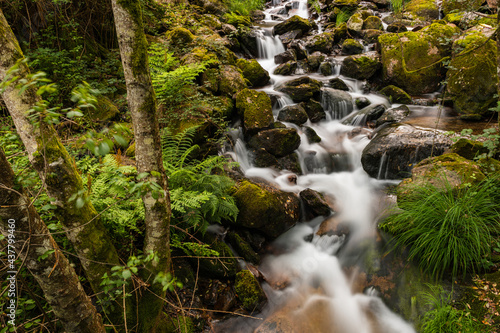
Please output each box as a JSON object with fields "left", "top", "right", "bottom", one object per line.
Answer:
{"left": 381, "top": 175, "right": 500, "bottom": 279}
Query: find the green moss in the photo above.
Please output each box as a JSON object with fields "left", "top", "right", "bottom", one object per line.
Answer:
{"left": 219, "top": 65, "right": 247, "bottom": 96}
{"left": 235, "top": 89, "right": 273, "bottom": 132}
{"left": 235, "top": 270, "right": 266, "bottom": 310}
{"left": 236, "top": 58, "right": 270, "bottom": 87}
{"left": 226, "top": 232, "right": 260, "bottom": 263}
{"left": 450, "top": 138, "right": 488, "bottom": 160}
{"left": 346, "top": 12, "right": 364, "bottom": 32}
{"left": 273, "top": 15, "right": 314, "bottom": 35}
{"left": 379, "top": 85, "right": 412, "bottom": 104}
{"left": 305, "top": 32, "right": 334, "bottom": 53}
{"left": 181, "top": 47, "right": 219, "bottom": 65}
{"left": 274, "top": 61, "right": 298, "bottom": 75}
{"left": 404, "top": 0, "right": 439, "bottom": 20}
{"left": 442, "top": 0, "right": 483, "bottom": 15}
{"left": 363, "top": 16, "right": 383, "bottom": 30}
{"left": 341, "top": 54, "right": 380, "bottom": 79}
{"left": 341, "top": 38, "right": 363, "bottom": 54}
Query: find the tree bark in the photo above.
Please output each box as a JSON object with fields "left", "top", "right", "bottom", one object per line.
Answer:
{"left": 0, "top": 8, "right": 126, "bottom": 326}
{"left": 111, "top": 0, "right": 171, "bottom": 331}
{"left": 0, "top": 148, "right": 105, "bottom": 333}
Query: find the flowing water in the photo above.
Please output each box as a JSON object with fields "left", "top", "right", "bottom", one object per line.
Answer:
{"left": 219, "top": 1, "right": 416, "bottom": 331}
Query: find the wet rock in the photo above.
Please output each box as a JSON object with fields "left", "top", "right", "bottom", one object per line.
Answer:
{"left": 442, "top": 0, "right": 483, "bottom": 15}
{"left": 277, "top": 104, "right": 309, "bottom": 125}
{"left": 300, "top": 188, "right": 332, "bottom": 219}
{"left": 219, "top": 65, "right": 247, "bottom": 96}
{"left": 307, "top": 51, "right": 326, "bottom": 71}
{"left": 404, "top": 0, "right": 439, "bottom": 20}
{"left": 333, "top": 22, "right": 349, "bottom": 42}
{"left": 370, "top": 0, "right": 390, "bottom": 7}
{"left": 275, "top": 76, "right": 323, "bottom": 102}
{"left": 379, "top": 23, "right": 459, "bottom": 94}
{"left": 300, "top": 99, "right": 326, "bottom": 123}
{"left": 274, "top": 50, "right": 296, "bottom": 64}
{"left": 340, "top": 51, "right": 381, "bottom": 80}
{"left": 316, "top": 215, "right": 350, "bottom": 236}
{"left": 450, "top": 138, "right": 489, "bottom": 161}
{"left": 288, "top": 40, "right": 308, "bottom": 60}
{"left": 379, "top": 85, "right": 412, "bottom": 104}
{"left": 273, "top": 61, "right": 298, "bottom": 75}
{"left": 214, "top": 285, "right": 237, "bottom": 311}
{"left": 355, "top": 97, "right": 371, "bottom": 109}
{"left": 253, "top": 148, "right": 279, "bottom": 168}
{"left": 277, "top": 153, "right": 302, "bottom": 174}
{"left": 361, "top": 29, "right": 384, "bottom": 43}
{"left": 235, "top": 89, "right": 274, "bottom": 134}
{"left": 273, "top": 15, "right": 314, "bottom": 36}
{"left": 321, "top": 87, "right": 354, "bottom": 119}
{"left": 303, "top": 126, "right": 322, "bottom": 143}
{"left": 343, "top": 103, "right": 386, "bottom": 126}
{"left": 361, "top": 123, "right": 453, "bottom": 179}
{"left": 248, "top": 128, "right": 301, "bottom": 157}
{"left": 279, "top": 29, "right": 303, "bottom": 45}
{"left": 235, "top": 270, "right": 267, "bottom": 311}
{"left": 252, "top": 9, "right": 266, "bottom": 21}
{"left": 236, "top": 58, "right": 270, "bottom": 87}
{"left": 363, "top": 15, "right": 384, "bottom": 30}
{"left": 341, "top": 38, "right": 364, "bottom": 55}
{"left": 347, "top": 12, "right": 364, "bottom": 34}
{"left": 375, "top": 105, "right": 411, "bottom": 127}
{"left": 226, "top": 231, "right": 260, "bottom": 264}
{"left": 329, "top": 77, "right": 350, "bottom": 91}
{"left": 304, "top": 32, "right": 335, "bottom": 53}
{"left": 446, "top": 29, "right": 497, "bottom": 120}
{"left": 319, "top": 61, "right": 334, "bottom": 76}
{"left": 386, "top": 22, "right": 408, "bottom": 33}
{"left": 238, "top": 29, "right": 260, "bottom": 58}
{"left": 232, "top": 180, "right": 300, "bottom": 238}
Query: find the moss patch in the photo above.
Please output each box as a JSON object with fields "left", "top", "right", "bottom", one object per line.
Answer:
{"left": 235, "top": 270, "right": 266, "bottom": 311}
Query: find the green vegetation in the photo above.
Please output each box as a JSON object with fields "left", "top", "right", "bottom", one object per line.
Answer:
{"left": 381, "top": 175, "right": 500, "bottom": 279}
{"left": 336, "top": 8, "right": 353, "bottom": 26}
{"left": 390, "top": 0, "right": 404, "bottom": 14}
{"left": 223, "top": 0, "right": 265, "bottom": 16}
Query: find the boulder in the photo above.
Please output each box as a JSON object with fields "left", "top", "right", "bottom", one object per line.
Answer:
{"left": 321, "top": 88, "right": 354, "bottom": 119}
{"left": 248, "top": 128, "right": 301, "bottom": 157}
{"left": 442, "top": 0, "right": 483, "bottom": 15}
{"left": 300, "top": 188, "right": 332, "bottom": 219}
{"left": 273, "top": 15, "right": 314, "bottom": 36}
{"left": 379, "top": 23, "right": 460, "bottom": 94}
{"left": 403, "top": 0, "right": 439, "bottom": 20}
{"left": 375, "top": 105, "right": 411, "bottom": 127}
{"left": 234, "top": 270, "right": 266, "bottom": 311}
{"left": 168, "top": 26, "right": 194, "bottom": 47}
{"left": 355, "top": 97, "right": 371, "bottom": 109}
{"left": 275, "top": 76, "right": 323, "bottom": 102}
{"left": 307, "top": 52, "right": 326, "bottom": 71}
{"left": 232, "top": 180, "right": 301, "bottom": 238}
{"left": 347, "top": 12, "right": 364, "bottom": 33}
{"left": 226, "top": 231, "right": 260, "bottom": 264}
{"left": 277, "top": 104, "right": 309, "bottom": 125}
{"left": 303, "top": 126, "right": 322, "bottom": 143}
{"left": 288, "top": 41, "right": 308, "bottom": 60}
{"left": 235, "top": 89, "right": 274, "bottom": 133}
{"left": 277, "top": 153, "right": 302, "bottom": 174}
{"left": 238, "top": 29, "right": 260, "bottom": 58}
{"left": 278, "top": 30, "right": 303, "bottom": 45}
{"left": 304, "top": 32, "right": 335, "bottom": 53}
{"left": 331, "top": 0, "right": 360, "bottom": 6}
{"left": 379, "top": 85, "right": 412, "bottom": 104}
{"left": 275, "top": 50, "right": 296, "bottom": 64}
{"left": 340, "top": 51, "right": 381, "bottom": 80}
{"left": 363, "top": 16, "right": 384, "bottom": 30}
{"left": 219, "top": 65, "right": 247, "bottom": 96}
{"left": 300, "top": 99, "right": 326, "bottom": 123}
{"left": 274, "top": 61, "right": 298, "bottom": 75}
{"left": 341, "top": 38, "right": 364, "bottom": 55}
{"left": 361, "top": 29, "right": 383, "bottom": 43}
{"left": 361, "top": 123, "right": 453, "bottom": 179}
{"left": 329, "top": 77, "right": 350, "bottom": 91}
{"left": 236, "top": 59, "right": 270, "bottom": 87}
{"left": 450, "top": 138, "right": 489, "bottom": 160}
{"left": 343, "top": 103, "right": 386, "bottom": 126}
{"left": 386, "top": 22, "right": 408, "bottom": 33}
{"left": 197, "top": 234, "right": 238, "bottom": 278}
{"left": 446, "top": 30, "right": 497, "bottom": 120}
{"left": 319, "top": 62, "right": 334, "bottom": 76}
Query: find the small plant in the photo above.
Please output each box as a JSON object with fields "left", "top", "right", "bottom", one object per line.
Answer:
{"left": 223, "top": 0, "right": 265, "bottom": 16}
{"left": 390, "top": 0, "right": 404, "bottom": 15}
{"left": 336, "top": 8, "right": 353, "bottom": 26}
{"left": 381, "top": 175, "right": 500, "bottom": 279}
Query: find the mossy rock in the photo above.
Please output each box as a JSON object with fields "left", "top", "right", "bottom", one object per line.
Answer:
{"left": 346, "top": 12, "right": 364, "bottom": 33}
{"left": 355, "top": 96, "right": 371, "bottom": 109}
{"left": 200, "top": 68, "right": 219, "bottom": 93}
{"left": 386, "top": 22, "right": 408, "bottom": 33}
{"left": 299, "top": 188, "right": 331, "bottom": 218}
{"left": 362, "top": 29, "right": 384, "bottom": 43}
{"left": 168, "top": 26, "right": 195, "bottom": 47}
{"left": 165, "top": 315, "right": 195, "bottom": 333}
{"left": 275, "top": 76, "right": 323, "bottom": 102}
{"left": 319, "top": 62, "right": 333, "bottom": 76}
{"left": 329, "top": 77, "right": 349, "bottom": 91}
{"left": 379, "top": 85, "right": 412, "bottom": 104}
{"left": 304, "top": 32, "right": 335, "bottom": 53}
{"left": 277, "top": 153, "right": 302, "bottom": 174}
{"left": 199, "top": 14, "right": 222, "bottom": 30}
{"left": 226, "top": 231, "right": 260, "bottom": 264}
{"left": 340, "top": 51, "right": 380, "bottom": 80}
{"left": 236, "top": 58, "right": 270, "bottom": 87}
{"left": 273, "top": 15, "right": 314, "bottom": 36}
{"left": 442, "top": 0, "right": 483, "bottom": 15}
{"left": 300, "top": 99, "right": 326, "bottom": 123}
{"left": 234, "top": 270, "right": 266, "bottom": 311}
{"left": 375, "top": 105, "right": 411, "bottom": 126}
{"left": 307, "top": 52, "right": 326, "bottom": 71}
{"left": 248, "top": 128, "right": 301, "bottom": 158}
{"left": 273, "top": 61, "right": 297, "bottom": 75}
{"left": 363, "top": 16, "right": 384, "bottom": 30}
{"left": 277, "top": 104, "right": 309, "bottom": 125}
{"left": 333, "top": 23, "right": 348, "bottom": 42}
{"left": 181, "top": 47, "right": 219, "bottom": 66}
{"left": 403, "top": 0, "right": 439, "bottom": 20}
{"left": 235, "top": 89, "right": 274, "bottom": 133}
{"left": 331, "top": 0, "right": 359, "bottom": 6}
{"left": 219, "top": 65, "right": 247, "bottom": 97}
{"left": 446, "top": 31, "right": 497, "bottom": 120}
{"left": 379, "top": 23, "right": 460, "bottom": 94}
{"left": 303, "top": 126, "right": 322, "bottom": 143}
{"left": 86, "top": 95, "right": 119, "bottom": 122}
{"left": 450, "top": 138, "right": 489, "bottom": 160}
{"left": 341, "top": 38, "right": 364, "bottom": 55}
{"left": 232, "top": 180, "right": 300, "bottom": 238}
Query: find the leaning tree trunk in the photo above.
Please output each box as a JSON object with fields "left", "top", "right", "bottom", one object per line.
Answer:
{"left": 0, "top": 148, "right": 105, "bottom": 333}
{"left": 0, "top": 8, "right": 126, "bottom": 326}
{"left": 111, "top": 0, "right": 172, "bottom": 331}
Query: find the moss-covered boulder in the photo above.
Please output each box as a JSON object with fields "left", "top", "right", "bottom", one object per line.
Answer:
{"left": 248, "top": 128, "right": 301, "bottom": 157}
{"left": 168, "top": 26, "right": 195, "bottom": 47}
{"left": 450, "top": 138, "right": 489, "bottom": 160}
{"left": 403, "top": 0, "right": 439, "bottom": 20}
{"left": 234, "top": 270, "right": 266, "bottom": 311}
{"left": 347, "top": 12, "right": 364, "bottom": 33}
{"left": 303, "top": 126, "right": 322, "bottom": 143}
{"left": 181, "top": 47, "right": 219, "bottom": 66}
{"left": 219, "top": 65, "right": 247, "bottom": 97}
{"left": 300, "top": 99, "right": 326, "bottom": 123}
{"left": 386, "top": 22, "right": 408, "bottom": 33}
{"left": 273, "top": 61, "right": 298, "bottom": 75}
{"left": 275, "top": 50, "right": 296, "bottom": 64}
{"left": 341, "top": 38, "right": 364, "bottom": 55}
{"left": 379, "top": 85, "right": 412, "bottom": 104}
{"left": 446, "top": 30, "right": 497, "bottom": 120}
{"left": 235, "top": 89, "right": 274, "bottom": 133}
{"left": 375, "top": 105, "right": 411, "bottom": 127}
{"left": 304, "top": 32, "right": 335, "bottom": 53}
{"left": 200, "top": 68, "right": 219, "bottom": 93}
{"left": 361, "top": 29, "right": 384, "bottom": 43}
{"left": 273, "top": 15, "right": 314, "bottom": 36}
{"left": 319, "top": 62, "right": 334, "bottom": 76}
{"left": 277, "top": 104, "right": 309, "bottom": 125}
{"left": 236, "top": 59, "right": 270, "bottom": 87}
{"left": 329, "top": 77, "right": 350, "bottom": 91}
{"left": 340, "top": 51, "right": 380, "bottom": 80}
{"left": 86, "top": 95, "right": 119, "bottom": 122}
{"left": 363, "top": 16, "right": 384, "bottom": 30}
{"left": 232, "top": 180, "right": 300, "bottom": 238}
{"left": 238, "top": 29, "right": 260, "bottom": 58}
{"left": 379, "top": 23, "right": 460, "bottom": 94}
{"left": 442, "top": 0, "right": 483, "bottom": 15}
{"left": 226, "top": 231, "right": 260, "bottom": 264}
{"left": 333, "top": 22, "right": 349, "bottom": 42}
{"left": 307, "top": 52, "right": 326, "bottom": 71}
{"left": 275, "top": 76, "right": 323, "bottom": 102}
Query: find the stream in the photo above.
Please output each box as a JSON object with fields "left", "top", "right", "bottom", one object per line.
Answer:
{"left": 218, "top": 1, "right": 416, "bottom": 332}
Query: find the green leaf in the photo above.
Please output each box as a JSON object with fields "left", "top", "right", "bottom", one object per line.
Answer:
{"left": 76, "top": 197, "right": 85, "bottom": 209}
{"left": 122, "top": 269, "right": 132, "bottom": 280}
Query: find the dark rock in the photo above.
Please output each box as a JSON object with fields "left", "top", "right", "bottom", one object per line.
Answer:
{"left": 343, "top": 103, "right": 387, "bottom": 126}
{"left": 275, "top": 76, "right": 323, "bottom": 102}
{"left": 288, "top": 40, "right": 308, "bottom": 60}
{"left": 226, "top": 231, "right": 260, "bottom": 264}
{"left": 450, "top": 138, "right": 489, "bottom": 161}
{"left": 219, "top": 65, "right": 247, "bottom": 96}
{"left": 253, "top": 148, "right": 279, "bottom": 168}
{"left": 275, "top": 50, "right": 296, "bottom": 64}
{"left": 300, "top": 99, "right": 326, "bottom": 123}
{"left": 235, "top": 270, "right": 267, "bottom": 311}
{"left": 386, "top": 22, "right": 408, "bottom": 33}
{"left": 340, "top": 51, "right": 381, "bottom": 80}
{"left": 355, "top": 97, "right": 371, "bottom": 109}
{"left": 361, "top": 123, "right": 453, "bottom": 179}
{"left": 277, "top": 104, "right": 309, "bottom": 125}
{"left": 375, "top": 105, "right": 411, "bottom": 127}
{"left": 361, "top": 29, "right": 384, "bottom": 43}
{"left": 197, "top": 233, "right": 239, "bottom": 278}
{"left": 379, "top": 85, "right": 412, "bottom": 104}
{"left": 321, "top": 88, "right": 354, "bottom": 119}
{"left": 273, "top": 15, "right": 314, "bottom": 36}
{"left": 319, "top": 62, "right": 334, "bottom": 76}
{"left": 304, "top": 32, "right": 335, "bottom": 53}
{"left": 277, "top": 153, "right": 302, "bottom": 174}
{"left": 238, "top": 29, "right": 260, "bottom": 58}
{"left": 304, "top": 126, "right": 322, "bottom": 143}
{"left": 329, "top": 77, "right": 350, "bottom": 91}
{"left": 273, "top": 61, "right": 298, "bottom": 75}
{"left": 307, "top": 51, "right": 326, "bottom": 71}
{"left": 252, "top": 10, "right": 266, "bottom": 21}
{"left": 236, "top": 58, "right": 270, "bottom": 87}
{"left": 341, "top": 38, "right": 364, "bottom": 55}
{"left": 248, "top": 128, "right": 301, "bottom": 157}
{"left": 300, "top": 188, "right": 332, "bottom": 218}
{"left": 279, "top": 29, "right": 304, "bottom": 44}
{"left": 412, "top": 25, "right": 424, "bottom": 32}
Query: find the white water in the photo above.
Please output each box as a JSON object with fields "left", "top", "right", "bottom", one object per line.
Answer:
{"left": 220, "top": 1, "right": 416, "bottom": 332}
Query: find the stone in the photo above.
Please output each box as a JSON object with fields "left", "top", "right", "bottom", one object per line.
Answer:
{"left": 442, "top": 0, "right": 483, "bottom": 15}
{"left": 340, "top": 51, "right": 381, "bottom": 80}
{"left": 275, "top": 50, "right": 296, "bottom": 64}
{"left": 375, "top": 105, "right": 411, "bottom": 127}
{"left": 341, "top": 38, "right": 364, "bottom": 55}
{"left": 347, "top": 12, "right": 364, "bottom": 33}
{"left": 235, "top": 270, "right": 267, "bottom": 311}
{"left": 277, "top": 104, "right": 309, "bottom": 125}
{"left": 386, "top": 22, "right": 408, "bottom": 33}
{"left": 329, "top": 77, "right": 350, "bottom": 91}
{"left": 277, "top": 153, "right": 302, "bottom": 173}
{"left": 404, "top": 0, "right": 439, "bottom": 20}
{"left": 321, "top": 88, "right": 354, "bottom": 119}
{"left": 226, "top": 232, "right": 260, "bottom": 264}
{"left": 304, "top": 32, "right": 335, "bottom": 53}
{"left": 197, "top": 234, "right": 239, "bottom": 278}
{"left": 319, "top": 62, "right": 334, "bottom": 76}
{"left": 278, "top": 30, "right": 304, "bottom": 45}
{"left": 450, "top": 138, "right": 489, "bottom": 161}
{"left": 343, "top": 103, "right": 387, "bottom": 126}
{"left": 379, "top": 85, "right": 412, "bottom": 104}
{"left": 363, "top": 16, "right": 384, "bottom": 30}
{"left": 288, "top": 40, "right": 308, "bottom": 60}
{"left": 273, "top": 61, "right": 298, "bottom": 75}
{"left": 275, "top": 76, "right": 323, "bottom": 102}
{"left": 300, "top": 99, "right": 326, "bottom": 123}
{"left": 235, "top": 89, "right": 274, "bottom": 133}
{"left": 361, "top": 29, "right": 384, "bottom": 43}
{"left": 232, "top": 180, "right": 301, "bottom": 238}
{"left": 238, "top": 29, "right": 260, "bottom": 58}
{"left": 219, "top": 65, "right": 247, "bottom": 96}
{"left": 355, "top": 97, "right": 371, "bottom": 109}
{"left": 361, "top": 123, "right": 453, "bottom": 179}
{"left": 303, "top": 126, "right": 322, "bottom": 143}
{"left": 307, "top": 51, "right": 326, "bottom": 71}
{"left": 168, "top": 26, "right": 194, "bottom": 47}
{"left": 273, "top": 15, "right": 314, "bottom": 36}
{"left": 236, "top": 59, "right": 270, "bottom": 87}
{"left": 300, "top": 188, "right": 332, "bottom": 219}
{"left": 248, "top": 128, "right": 301, "bottom": 157}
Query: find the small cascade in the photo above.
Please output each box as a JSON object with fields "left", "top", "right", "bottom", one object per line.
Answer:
{"left": 377, "top": 152, "right": 389, "bottom": 180}
{"left": 321, "top": 93, "right": 353, "bottom": 120}
{"left": 256, "top": 28, "right": 285, "bottom": 60}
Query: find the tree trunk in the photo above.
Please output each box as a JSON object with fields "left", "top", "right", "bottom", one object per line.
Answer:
{"left": 0, "top": 148, "right": 105, "bottom": 333}
{"left": 111, "top": 0, "right": 172, "bottom": 331}
{"left": 0, "top": 8, "right": 126, "bottom": 326}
